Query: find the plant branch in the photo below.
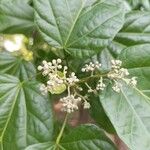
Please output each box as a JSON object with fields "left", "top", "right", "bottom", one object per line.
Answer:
{"left": 77, "top": 73, "right": 107, "bottom": 84}
{"left": 56, "top": 113, "right": 68, "bottom": 145}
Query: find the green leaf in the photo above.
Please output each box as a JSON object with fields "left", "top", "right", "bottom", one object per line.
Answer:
{"left": 100, "top": 81, "right": 150, "bottom": 150}
{"left": 119, "top": 44, "right": 150, "bottom": 97}
{"left": 104, "top": 10, "right": 150, "bottom": 62}
{"left": 124, "top": 0, "right": 150, "bottom": 11}
{"left": 26, "top": 124, "right": 117, "bottom": 150}
{"left": 0, "top": 0, "right": 31, "bottom": 3}
{"left": 90, "top": 96, "right": 116, "bottom": 133}
{"left": 100, "top": 10, "right": 150, "bottom": 68}
{"left": 0, "top": 1, "right": 34, "bottom": 34}
{"left": 34, "top": 0, "right": 125, "bottom": 58}
{"left": 0, "top": 74, "right": 53, "bottom": 150}
{"left": 93, "top": 41, "right": 126, "bottom": 72}
{"left": 0, "top": 52, "right": 36, "bottom": 81}
{"left": 142, "top": 0, "right": 150, "bottom": 10}
{"left": 115, "top": 11, "right": 150, "bottom": 46}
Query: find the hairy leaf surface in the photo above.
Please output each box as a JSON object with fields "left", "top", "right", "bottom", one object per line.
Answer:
{"left": 0, "top": 1, "right": 34, "bottom": 34}
{"left": 0, "top": 74, "right": 53, "bottom": 150}
{"left": 34, "top": 0, "right": 125, "bottom": 58}
{"left": 0, "top": 52, "right": 36, "bottom": 81}
{"left": 124, "top": 0, "right": 150, "bottom": 11}
{"left": 115, "top": 11, "right": 150, "bottom": 46}
{"left": 100, "top": 81, "right": 150, "bottom": 150}
{"left": 26, "top": 124, "right": 117, "bottom": 150}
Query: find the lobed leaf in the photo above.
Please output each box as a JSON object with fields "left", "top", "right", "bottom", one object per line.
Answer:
{"left": 100, "top": 81, "right": 150, "bottom": 150}
{"left": 0, "top": 74, "right": 53, "bottom": 150}
{"left": 26, "top": 124, "right": 117, "bottom": 150}
{"left": 0, "top": 1, "right": 34, "bottom": 34}
{"left": 115, "top": 11, "right": 150, "bottom": 47}
{"left": 0, "top": 52, "right": 36, "bottom": 81}
{"left": 34, "top": 0, "right": 125, "bottom": 58}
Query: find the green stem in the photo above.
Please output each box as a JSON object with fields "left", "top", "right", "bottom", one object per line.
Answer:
{"left": 77, "top": 73, "right": 107, "bottom": 84}
{"left": 56, "top": 113, "right": 68, "bottom": 145}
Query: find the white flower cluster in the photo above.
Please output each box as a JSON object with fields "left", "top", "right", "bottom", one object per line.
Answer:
{"left": 124, "top": 77, "right": 137, "bottom": 87}
{"left": 112, "top": 82, "right": 122, "bottom": 93}
{"left": 38, "top": 59, "right": 79, "bottom": 95}
{"left": 85, "top": 76, "right": 106, "bottom": 93}
{"left": 81, "top": 61, "right": 101, "bottom": 72}
{"left": 38, "top": 59, "right": 84, "bottom": 113}
{"left": 83, "top": 100, "right": 90, "bottom": 109}
{"left": 107, "top": 60, "right": 129, "bottom": 80}
{"left": 129, "top": 77, "right": 137, "bottom": 86}
{"left": 38, "top": 59, "right": 64, "bottom": 93}
{"left": 38, "top": 58, "right": 138, "bottom": 113}
{"left": 60, "top": 95, "right": 81, "bottom": 113}
{"left": 85, "top": 83, "right": 95, "bottom": 93}
{"left": 38, "top": 59, "right": 62, "bottom": 76}
{"left": 40, "top": 84, "right": 48, "bottom": 95}
{"left": 96, "top": 77, "right": 106, "bottom": 91}
{"left": 66, "top": 72, "right": 79, "bottom": 85}
{"left": 88, "top": 88, "right": 94, "bottom": 93}
{"left": 107, "top": 60, "right": 137, "bottom": 93}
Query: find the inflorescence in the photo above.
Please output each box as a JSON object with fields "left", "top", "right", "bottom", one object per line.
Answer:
{"left": 38, "top": 59, "right": 137, "bottom": 113}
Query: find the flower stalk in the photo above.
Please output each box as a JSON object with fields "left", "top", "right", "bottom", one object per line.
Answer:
{"left": 56, "top": 113, "right": 68, "bottom": 145}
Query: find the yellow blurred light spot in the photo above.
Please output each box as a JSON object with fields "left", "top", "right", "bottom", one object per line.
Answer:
{"left": 2, "top": 34, "right": 33, "bottom": 61}
{"left": 21, "top": 49, "right": 33, "bottom": 61}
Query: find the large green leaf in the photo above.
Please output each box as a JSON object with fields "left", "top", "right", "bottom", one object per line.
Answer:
{"left": 103, "top": 10, "right": 150, "bottom": 62}
{"left": 0, "top": 1, "right": 34, "bottom": 34}
{"left": 26, "top": 124, "right": 117, "bottom": 150}
{"left": 100, "top": 81, "right": 150, "bottom": 150}
{"left": 124, "top": 0, "right": 150, "bottom": 11}
{"left": 0, "top": 74, "right": 53, "bottom": 150}
{"left": 34, "top": 0, "right": 125, "bottom": 58}
{"left": 115, "top": 11, "right": 150, "bottom": 46}
{"left": 119, "top": 44, "right": 150, "bottom": 97}
{"left": 0, "top": 0, "right": 31, "bottom": 3}
{"left": 0, "top": 52, "right": 36, "bottom": 81}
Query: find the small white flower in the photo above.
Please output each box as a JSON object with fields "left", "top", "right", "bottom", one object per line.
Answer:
{"left": 129, "top": 77, "right": 137, "bottom": 86}
{"left": 66, "top": 72, "right": 79, "bottom": 85}
{"left": 64, "top": 66, "right": 68, "bottom": 70}
{"left": 83, "top": 101, "right": 90, "bottom": 109}
{"left": 40, "top": 84, "right": 48, "bottom": 95}
{"left": 111, "top": 60, "right": 122, "bottom": 69}
{"left": 112, "top": 82, "right": 121, "bottom": 93}
{"left": 88, "top": 89, "right": 94, "bottom": 93}
{"left": 47, "top": 80, "right": 54, "bottom": 86}
{"left": 60, "top": 95, "right": 81, "bottom": 113}
{"left": 108, "top": 59, "right": 137, "bottom": 91}
{"left": 37, "top": 65, "right": 43, "bottom": 71}
{"left": 81, "top": 68, "right": 86, "bottom": 72}
{"left": 119, "top": 68, "right": 129, "bottom": 77}
{"left": 58, "top": 65, "right": 62, "bottom": 69}
{"left": 57, "top": 58, "right": 62, "bottom": 63}
{"left": 107, "top": 67, "right": 129, "bottom": 80}
{"left": 95, "top": 61, "right": 101, "bottom": 69}
{"left": 52, "top": 59, "right": 57, "bottom": 65}
{"left": 78, "top": 87, "right": 83, "bottom": 91}
{"left": 96, "top": 77, "right": 106, "bottom": 91}
{"left": 81, "top": 61, "right": 101, "bottom": 72}
{"left": 42, "top": 60, "right": 47, "bottom": 65}
{"left": 42, "top": 70, "right": 49, "bottom": 76}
